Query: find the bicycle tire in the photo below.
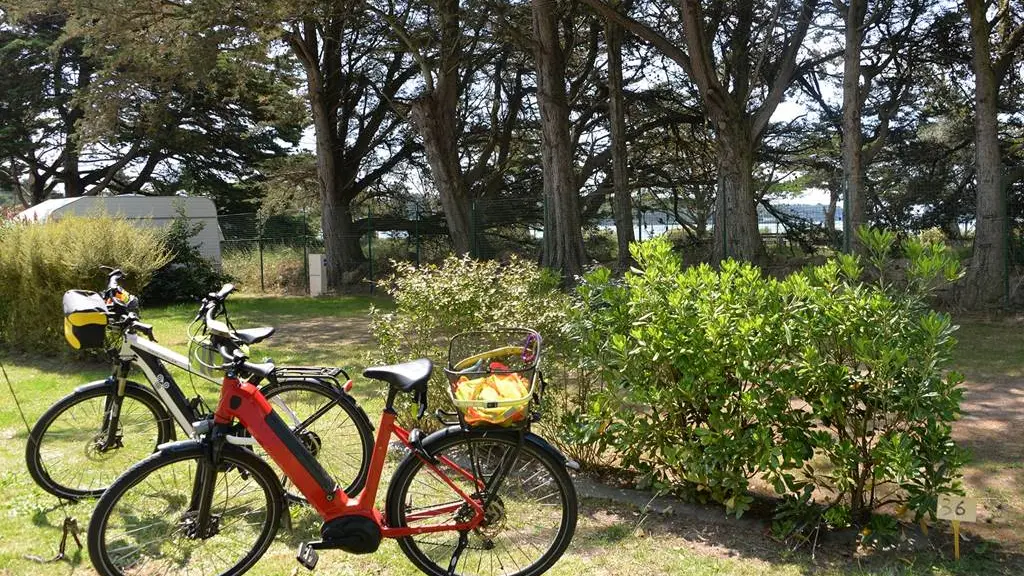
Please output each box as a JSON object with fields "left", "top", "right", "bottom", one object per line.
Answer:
{"left": 259, "top": 378, "right": 374, "bottom": 499}
{"left": 385, "top": 429, "right": 578, "bottom": 576}
{"left": 88, "top": 442, "right": 283, "bottom": 576}
{"left": 25, "top": 380, "right": 175, "bottom": 500}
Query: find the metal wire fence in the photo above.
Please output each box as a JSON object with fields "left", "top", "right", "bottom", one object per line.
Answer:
{"left": 216, "top": 198, "right": 852, "bottom": 295}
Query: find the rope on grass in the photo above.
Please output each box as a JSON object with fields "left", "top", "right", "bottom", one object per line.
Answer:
{"left": 0, "top": 358, "right": 82, "bottom": 563}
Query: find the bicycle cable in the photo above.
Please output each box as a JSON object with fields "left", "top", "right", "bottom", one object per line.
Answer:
{"left": 185, "top": 318, "right": 214, "bottom": 415}
{"left": 0, "top": 356, "right": 83, "bottom": 563}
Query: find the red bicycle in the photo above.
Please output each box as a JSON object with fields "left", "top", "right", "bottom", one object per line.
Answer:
{"left": 86, "top": 286, "right": 578, "bottom": 576}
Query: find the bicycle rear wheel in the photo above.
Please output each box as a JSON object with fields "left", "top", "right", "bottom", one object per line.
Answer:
{"left": 87, "top": 443, "right": 283, "bottom": 576}
{"left": 385, "top": 430, "right": 577, "bottom": 576}
{"left": 25, "top": 381, "right": 174, "bottom": 500}
{"left": 260, "top": 379, "right": 373, "bottom": 499}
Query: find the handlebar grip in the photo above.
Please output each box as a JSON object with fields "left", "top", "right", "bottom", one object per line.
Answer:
{"left": 218, "top": 343, "right": 239, "bottom": 362}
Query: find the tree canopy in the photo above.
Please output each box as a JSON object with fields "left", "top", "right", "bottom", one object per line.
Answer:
{"left": 1, "top": 0, "right": 1022, "bottom": 306}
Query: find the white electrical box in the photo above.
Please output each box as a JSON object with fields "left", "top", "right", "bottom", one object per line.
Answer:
{"left": 309, "top": 254, "right": 326, "bottom": 297}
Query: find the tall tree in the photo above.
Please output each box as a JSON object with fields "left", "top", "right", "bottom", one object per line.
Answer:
{"left": 579, "top": 0, "right": 821, "bottom": 262}
{"left": 606, "top": 4, "right": 634, "bottom": 269}
{"left": 374, "top": 0, "right": 528, "bottom": 256}
{"left": 533, "top": 0, "right": 587, "bottom": 278}
{"left": 282, "top": 5, "right": 418, "bottom": 286}
{"left": 0, "top": 2, "right": 302, "bottom": 206}
{"left": 66, "top": 0, "right": 423, "bottom": 287}
{"left": 832, "top": 0, "right": 927, "bottom": 251}
{"left": 963, "top": 0, "right": 1024, "bottom": 306}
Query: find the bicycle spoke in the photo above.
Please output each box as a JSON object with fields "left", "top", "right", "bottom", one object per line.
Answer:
{"left": 393, "top": 436, "right": 573, "bottom": 576}
{"left": 98, "top": 454, "right": 274, "bottom": 576}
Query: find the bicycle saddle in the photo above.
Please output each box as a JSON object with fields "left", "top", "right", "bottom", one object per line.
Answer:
{"left": 363, "top": 358, "right": 433, "bottom": 392}
{"left": 233, "top": 326, "right": 275, "bottom": 345}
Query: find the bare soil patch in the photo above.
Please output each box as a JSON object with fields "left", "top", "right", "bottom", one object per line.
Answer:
{"left": 953, "top": 374, "right": 1024, "bottom": 550}
{"left": 272, "top": 316, "right": 375, "bottom": 350}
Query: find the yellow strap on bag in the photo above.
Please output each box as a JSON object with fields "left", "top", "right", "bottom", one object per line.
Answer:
{"left": 63, "top": 312, "right": 107, "bottom": 350}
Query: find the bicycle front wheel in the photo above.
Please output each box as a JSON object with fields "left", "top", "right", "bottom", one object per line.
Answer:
{"left": 26, "top": 381, "right": 174, "bottom": 500}
{"left": 385, "top": 430, "right": 578, "bottom": 576}
{"left": 87, "top": 443, "right": 283, "bottom": 576}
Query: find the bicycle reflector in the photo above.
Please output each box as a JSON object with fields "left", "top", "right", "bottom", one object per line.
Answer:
{"left": 62, "top": 290, "right": 108, "bottom": 350}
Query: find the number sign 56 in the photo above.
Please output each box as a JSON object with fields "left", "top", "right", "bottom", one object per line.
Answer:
{"left": 937, "top": 495, "right": 977, "bottom": 523}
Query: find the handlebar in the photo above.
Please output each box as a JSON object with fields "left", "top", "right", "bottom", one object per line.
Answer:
{"left": 100, "top": 266, "right": 125, "bottom": 294}
{"left": 211, "top": 284, "right": 235, "bottom": 302}
{"left": 204, "top": 300, "right": 232, "bottom": 337}
{"left": 193, "top": 283, "right": 235, "bottom": 330}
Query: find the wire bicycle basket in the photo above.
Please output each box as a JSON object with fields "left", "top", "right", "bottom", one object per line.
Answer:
{"left": 443, "top": 328, "right": 542, "bottom": 428}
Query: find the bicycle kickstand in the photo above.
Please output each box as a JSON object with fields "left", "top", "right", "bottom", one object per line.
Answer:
{"left": 446, "top": 530, "right": 470, "bottom": 576}
{"left": 25, "top": 516, "right": 83, "bottom": 563}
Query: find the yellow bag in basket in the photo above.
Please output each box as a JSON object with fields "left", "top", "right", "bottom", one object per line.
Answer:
{"left": 454, "top": 372, "right": 529, "bottom": 425}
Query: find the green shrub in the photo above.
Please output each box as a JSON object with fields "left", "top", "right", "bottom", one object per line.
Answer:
{"left": 572, "top": 240, "right": 813, "bottom": 516}
{"left": 916, "top": 227, "right": 947, "bottom": 246}
{"left": 370, "top": 256, "right": 570, "bottom": 427}
{"left": 142, "top": 209, "right": 231, "bottom": 305}
{"left": 573, "top": 230, "right": 965, "bottom": 523}
{"left": 786, "top": 228, "right": 966, "bottom": 524}
{"left": 222, "top": 245, "right": 306, "bottom": 295}
{"left": 0, "top": 215, "right": 170, "bottom": 353}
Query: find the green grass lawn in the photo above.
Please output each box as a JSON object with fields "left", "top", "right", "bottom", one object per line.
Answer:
{"left": 0, "top": 299, "right": 1021, "bottom": 575}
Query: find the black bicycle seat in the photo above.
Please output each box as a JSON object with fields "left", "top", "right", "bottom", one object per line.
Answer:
{"left": 233, "top": 326, "right": 275, "bottom": 345}
{"left": 363, "top": 358, "right": 433, "bottom": 392}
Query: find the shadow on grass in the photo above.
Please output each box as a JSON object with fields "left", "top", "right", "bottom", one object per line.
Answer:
{"left": 0, "top": 349, "right": 107, "bottom": 375}
{"left": 570, "top": 498, "right": 1024, "bottom": 576}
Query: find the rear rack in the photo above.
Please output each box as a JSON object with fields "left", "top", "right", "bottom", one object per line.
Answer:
{"left": 274, "top": 366, "right": 350, "bottom": 386}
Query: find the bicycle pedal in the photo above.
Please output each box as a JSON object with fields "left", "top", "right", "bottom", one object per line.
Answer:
{"left": 296, "top": 542, "right": 319, "bottom": 570}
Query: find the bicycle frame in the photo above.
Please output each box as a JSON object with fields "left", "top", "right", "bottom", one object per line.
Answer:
{"left": 120, "top": 333, "right": 210, "bottom": 437}
{"left": 211, "top": 372, "right": 487, "bottom": 537}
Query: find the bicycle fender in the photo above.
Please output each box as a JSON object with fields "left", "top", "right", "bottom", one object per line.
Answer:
{"left": 72, "top": 378, "right": 162, "bottom": 404}
{"left": 418, "top": 426, "right": 580, "bottom": 471}
{"left": 155, "top": 438, "right": 204, "bottom": 453}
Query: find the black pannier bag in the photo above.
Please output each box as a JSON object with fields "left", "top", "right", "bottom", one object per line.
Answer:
{"left": 63, "top": 290, "right": 108, "bottom": 350}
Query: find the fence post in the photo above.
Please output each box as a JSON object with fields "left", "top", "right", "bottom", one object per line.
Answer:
{"left": 636, "top": 201, "right": 643, "bottom": 242}
{"left": 367, "top": 204, "right": 374, "bottom": 295}
{"left": 301, "top": 209, "right": 309, "bottom": 296}
{"left": 258, "top": 224, "right": 265, "bottom": 293}
{"left": 1005, "top": 188, "right": 1011, "bottom": 305}
{"left": 470, "top": 199, "right": 478, "bottom": 258}
{"left": 415, "top": 207, "right": 421, "bottom": 267}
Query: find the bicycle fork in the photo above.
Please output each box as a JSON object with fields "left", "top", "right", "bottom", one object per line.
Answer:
{"left": 185, "top": 428, "right": 227, "bottom": 539}
{"left": 98, "top": 360, "right": 133, "bottom": 451}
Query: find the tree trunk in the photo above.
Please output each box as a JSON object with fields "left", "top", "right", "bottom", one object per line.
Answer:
{"left": 607, "top": 18, "right": 634, "bottom": 270}
{"left": 310, "top": 88, "right": 365, "bottom": 289}
{"left": 964, "top": 0, "right": 1007, "bottom": 307}
{"left": 842, "top": 0, "right": 866, "bottom": 252}
{"left": 410, "top": 90, "right": 473, "bottom": 256}
{"left": 321, "top": 194, "right": 366, "bottom": 286}
{"left": 533, "top": 0, "right": 587, "bottom": 279}
{"left": 61, "top": 45, "right": 91, "bottom": 198}
{"left": 712, "top": 123, "right": 763, "bottom": 262}
{"left": 825, "top": 184, "right": 839, "bottom": 240}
